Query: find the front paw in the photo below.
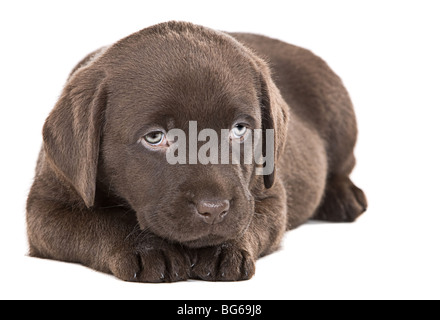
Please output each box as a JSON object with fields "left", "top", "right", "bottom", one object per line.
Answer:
{"left": 108, "top": 242, "right": 191, "bottom": 283}
{"left": 190, "top": 243, "right": 256, "bottom": 281}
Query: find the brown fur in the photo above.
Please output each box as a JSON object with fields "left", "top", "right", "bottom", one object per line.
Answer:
{"left": 26, "top": 21, "right": 367, "bottom": 282}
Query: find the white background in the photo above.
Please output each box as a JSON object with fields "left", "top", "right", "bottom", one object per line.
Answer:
{"left": 1, "top": 0, "right": 439, "bottom": 300}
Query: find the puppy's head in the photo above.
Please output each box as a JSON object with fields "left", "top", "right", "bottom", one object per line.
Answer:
{"left": 43, "top": 22, "right": 288, "bottom": 247}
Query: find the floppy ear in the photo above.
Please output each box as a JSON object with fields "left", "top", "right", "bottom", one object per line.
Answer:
{"left": 43, "top": 68, "right": 107, "bottom": 208}
{"left": 258, "top": 64, "right": 289, "bottom": 189}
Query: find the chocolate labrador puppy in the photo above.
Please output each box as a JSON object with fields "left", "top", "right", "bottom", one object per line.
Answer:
{"left": 26, "top": 21, "right": 367, "bottom": 282}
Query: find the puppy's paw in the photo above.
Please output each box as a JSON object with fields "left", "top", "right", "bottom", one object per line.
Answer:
{"left": 108, "top": 243, "right": 191, "bottom": 283}
{"left": 314, "top": 176, "right": 368, "bottom": 222}
{"left": 190, "top": 243, "right": 256, "bottom": 281}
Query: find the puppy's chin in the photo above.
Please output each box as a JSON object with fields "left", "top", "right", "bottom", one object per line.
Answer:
{"left": 136, "top": 212, "right": 252, "bottom": 248}
{"left": 180, "top": 234, "right": 233, "bottom": 249}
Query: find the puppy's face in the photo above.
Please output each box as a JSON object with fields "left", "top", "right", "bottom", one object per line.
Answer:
{"left": 43, "top": 23, "right": 287, "bottom": 248}
{"left": 99, "top": 29, "right": 263, "bottom": 247}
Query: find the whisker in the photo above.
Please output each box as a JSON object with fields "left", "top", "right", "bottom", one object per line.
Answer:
{"left": 99, "top": 204, "right": 127, "bottom": 209}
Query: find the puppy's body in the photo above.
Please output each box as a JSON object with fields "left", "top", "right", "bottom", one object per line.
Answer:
{"left": 231, "top": 33, "right": 366, "bottom": 227}
{"left": 27, "top": 22, "right": 367, "bottom": 282}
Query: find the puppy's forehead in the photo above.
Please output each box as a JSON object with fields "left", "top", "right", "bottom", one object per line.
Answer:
{"left": 104, "top": 23, "right": 261, "bottom": 134}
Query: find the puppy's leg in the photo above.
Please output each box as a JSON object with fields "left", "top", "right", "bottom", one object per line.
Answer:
{"left": 190, "top": 181, "right": 287, "bottom": 281}
{"left": 313, "top": 174, "right": 367, "bottom": 222}
{"left": 27, "top": 199, "right": 192, "bottom": 282}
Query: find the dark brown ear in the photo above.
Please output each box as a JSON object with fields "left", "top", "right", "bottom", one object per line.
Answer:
{"left": 43, "top": 67, "right": 107, "bottom": 208}
{"left": 259, "top": 75, "right": 276, "bottom": 189}
{"left": 258, "top": 66, "right": 289, "bottom": 189}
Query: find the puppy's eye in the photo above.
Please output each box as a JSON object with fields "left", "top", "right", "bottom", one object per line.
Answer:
{"left": 231, "top": 124, "right": 248, "bottom": 139}
{"left": 230, "top": 124, "right": 249, "bottom": 141}
{"left": 143, "top": 131, "right": 167, "bottom": 146}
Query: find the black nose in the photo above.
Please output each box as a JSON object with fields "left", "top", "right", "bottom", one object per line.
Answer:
{"left": 195, "top": 200, "right": 230, "bottom": 225}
